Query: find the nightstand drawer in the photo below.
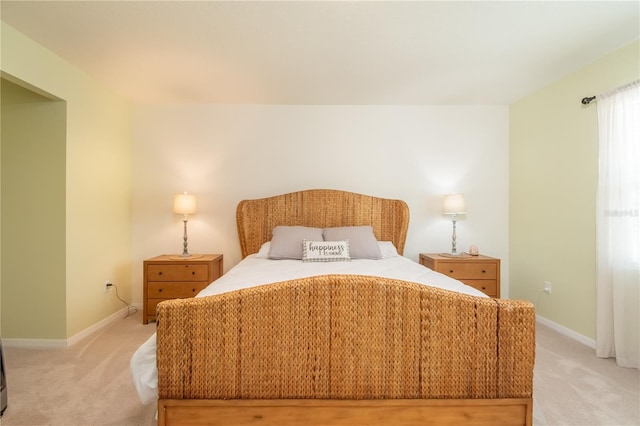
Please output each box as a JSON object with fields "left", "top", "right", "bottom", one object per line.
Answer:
{"left": 147, "top": 281, "right": 208, "bottom": 298}
{"left": 146, "top": 264, "right": 209, "bottom": 281}
{"left": 143, "top": 254, "right": 224, "bottom": 324}
{"left": 436, "top": 262, "right": 497, "bottom": 279}
{"left": 460, "top": 279, "right": 498, "bottom": 297}
{"left": 419, "top": 253, "right": 500, "bottom": 298}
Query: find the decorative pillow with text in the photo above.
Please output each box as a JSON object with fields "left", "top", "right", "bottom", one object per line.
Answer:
{"left": 302, "top": 240, "right": 351, "bottom": 262}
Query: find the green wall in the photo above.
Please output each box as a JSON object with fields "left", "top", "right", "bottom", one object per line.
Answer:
{"left": 1, "top": 79, "right": 67, "bottom": 338}
{"left": 510, "top": 40, "right": 639, "bottom": 340}
{"left": 1, "top": 22, "right": 133, "bottom": 340}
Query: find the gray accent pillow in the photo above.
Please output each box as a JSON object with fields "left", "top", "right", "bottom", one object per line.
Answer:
{"left": 268, "top": 226, "right": 324, "bottom": 259}
{"left": 322, "top": 226, "right": 382, "bottom": 259}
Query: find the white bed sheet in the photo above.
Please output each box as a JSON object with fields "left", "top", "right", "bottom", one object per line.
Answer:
{"left": 130, "top": 248, "right": 486, "bottom": 404}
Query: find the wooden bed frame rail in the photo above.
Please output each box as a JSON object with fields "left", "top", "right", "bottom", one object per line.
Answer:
{"left": 158, "top": 398, "right": 533, "bottom": 426}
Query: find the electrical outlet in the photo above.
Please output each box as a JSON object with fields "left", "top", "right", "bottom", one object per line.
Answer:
{"left": 544, "top": 281, "right": 552, "bottom": 294}
{"left": 104, "top": 280, "right": 112, "bottom": 293}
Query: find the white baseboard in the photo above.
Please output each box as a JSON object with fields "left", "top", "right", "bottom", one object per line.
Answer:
{"left": 66, "top": 306, "right": 131, "bottom": 346}
{"left": 3, "top": 307, "right": 129, "bottom": 348}
{"left": 536, "top": 314, "right": 596, "bottom": 349}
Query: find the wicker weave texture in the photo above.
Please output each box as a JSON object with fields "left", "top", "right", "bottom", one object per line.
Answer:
{"left": 156, "top": 275, "right": 535, "bottom": 401}
{"left": 236, "top": 189, "right": 410, "bottom": 258}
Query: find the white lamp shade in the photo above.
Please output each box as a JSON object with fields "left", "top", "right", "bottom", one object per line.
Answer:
{"left": 173, "top": 193, "right": 197, "bottom": 215}
{"left": 443, "top": 193, "right": 466, "bottom": 215}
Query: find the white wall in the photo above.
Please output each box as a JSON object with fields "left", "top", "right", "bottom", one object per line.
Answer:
{"left": 131, "top": 105, "right": 509, "bottom": 304}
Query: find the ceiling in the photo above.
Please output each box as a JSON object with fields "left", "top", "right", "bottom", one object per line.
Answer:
{"left": 2, "top": 1, "right": 638, "bottom": 105}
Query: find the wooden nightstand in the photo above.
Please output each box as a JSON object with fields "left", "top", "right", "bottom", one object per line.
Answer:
{"left": 419, "top": 253, "right": 500, "bottom": 298}
{"left": 143, "top": 254, "right": 223, "bottom": 324}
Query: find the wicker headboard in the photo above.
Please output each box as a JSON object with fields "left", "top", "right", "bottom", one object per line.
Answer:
{"left": 236, "top": 189, "right": 410, "bottom": 258}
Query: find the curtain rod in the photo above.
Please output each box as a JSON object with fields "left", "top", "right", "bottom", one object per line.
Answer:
{"left": 581, "top": 80, "right": 640, "bottom": 106}
{"left": 581, "top": 95, "right": 596, "bottom": 105}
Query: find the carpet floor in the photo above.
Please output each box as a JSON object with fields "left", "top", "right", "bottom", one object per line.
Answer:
{"left": 1, "top": 311, "right": 638, "bottom": 425}
{"left": 2, "top": 311, "right": 156, "bottom": 426}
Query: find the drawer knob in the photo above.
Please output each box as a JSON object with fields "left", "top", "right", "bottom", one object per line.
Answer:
{"left": 481, "top": 270, "right": 486, "bottom": 273}
{"left": 449, "top": 269, "right": 454, "bottom": 273}
{"left": 192, "top": 271, "right": 195, "bottom": 275}
{"left": 192, "top": 288, "right": 196, "bottom": 292}
{"left": 158, "top": 271, "right": 163, "bottom": 275}
{"left": 158, "top": 288, "right": 163, "bottom": 293}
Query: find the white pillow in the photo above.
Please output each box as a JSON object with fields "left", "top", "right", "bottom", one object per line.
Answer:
{"left": 268, "top": 226, "right": 324, "bottom": 259}
{"left": 255, "top": 242, "right": 271, "bottom": 258}
{"left": 378, "top": 241, "right": 399, "bottom": 258}
{"left": 302, "top": 240, "right": 351, "bottom": 262}
{"left": 322, "top": 226, "right": 382, "bottom": 259}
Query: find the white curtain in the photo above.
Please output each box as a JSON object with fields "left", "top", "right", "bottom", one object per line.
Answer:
{"left": 595, "top": 80, "right": 640, "bottom": 369}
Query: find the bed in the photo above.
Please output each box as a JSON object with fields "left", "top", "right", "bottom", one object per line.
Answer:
{"left": 131, "top": 189, "right": 535, "bottom": 426}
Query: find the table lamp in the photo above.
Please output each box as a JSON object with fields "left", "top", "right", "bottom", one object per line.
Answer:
{"left": 443, "top": 193, "right": 466, "bottom": 255}
{"left": 173, "top": 192, "right": 197, "bottom": 257}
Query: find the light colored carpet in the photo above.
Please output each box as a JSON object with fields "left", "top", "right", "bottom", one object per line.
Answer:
{"left": 1, "top": 312, "right": 638, "bottom": 425}
{"left": 1, "top": 311, "right": 157, "bottom": 426}
{"left": 532, "top": 322, "right": 639, "bottom": 426}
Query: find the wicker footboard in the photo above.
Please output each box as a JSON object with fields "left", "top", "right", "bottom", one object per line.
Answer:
{"left": 156, "top": 274, "right": 535, "bottom": 425}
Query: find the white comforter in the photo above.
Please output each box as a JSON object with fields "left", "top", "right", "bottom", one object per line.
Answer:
{"left": 130, "top": 243, "right": 486, "bottom": 404}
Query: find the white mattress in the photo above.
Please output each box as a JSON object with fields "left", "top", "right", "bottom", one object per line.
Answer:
{"left": 130, "top": 243, "right": 486, "bottom": 404}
